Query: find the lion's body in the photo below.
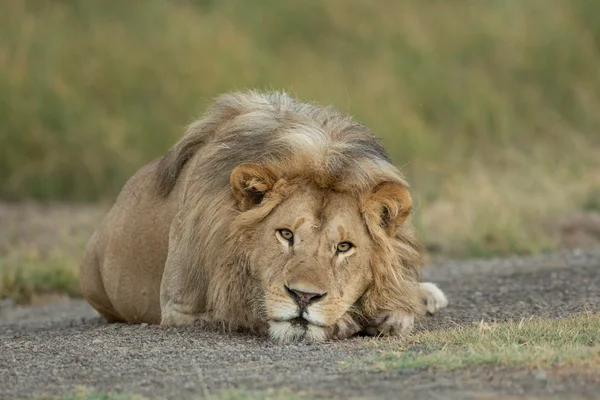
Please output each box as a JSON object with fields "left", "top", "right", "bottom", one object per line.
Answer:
{"left": 80, "top": 159, "right": 179, "bottom": 324}
{"left": 80, "top": 91, "right": 447, "bottom": 342}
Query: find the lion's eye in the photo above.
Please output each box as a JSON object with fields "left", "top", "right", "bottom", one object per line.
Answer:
{"left": 336, "top": 242, "right": 353, "bottom": 253}
{"left": 277, "top": 229, "right": 294, "bottom": 243}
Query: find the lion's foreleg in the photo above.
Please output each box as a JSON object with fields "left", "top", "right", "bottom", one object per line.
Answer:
{"left": 360, "top": 282, "right": 448, "bottom": 337}
{"left": 160, "top": 257, "right": 203, "bottom": 326}
{"left": 159, "top": 214, "right": 207, "bottom": 327}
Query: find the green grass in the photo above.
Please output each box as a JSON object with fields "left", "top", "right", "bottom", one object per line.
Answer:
{"left": 0, "top": 257, "right": 80, "bottom": 304}
{"left": 204, "top": 389, "right": 308, "bottom": 400}
{"left": 1, "top": 0, "right": 600, "bottom": 257}
{"left": 0, "top": 202, "right": 106, "bottom": 304}
{"left": 364, "top": 313, "right": 600, "bottom": 371}
{"left": 583, "top": 187, "right": 600, "bottom": 212}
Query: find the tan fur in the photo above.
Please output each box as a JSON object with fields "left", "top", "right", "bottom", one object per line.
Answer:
{"left": 80, "top": 91, "right": 447, "bottom": 342}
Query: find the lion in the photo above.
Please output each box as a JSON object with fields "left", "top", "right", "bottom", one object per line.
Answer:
{"left": 79, "top": 90, "right": 448, "bottom": 342}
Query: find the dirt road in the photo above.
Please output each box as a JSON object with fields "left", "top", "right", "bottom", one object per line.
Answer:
{"left": 2, "top": 249, "right": 599, "bottom": 400}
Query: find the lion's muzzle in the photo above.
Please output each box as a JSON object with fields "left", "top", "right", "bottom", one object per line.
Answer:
{"left": 266, "top": 284, "right": 332, "bottom": 342}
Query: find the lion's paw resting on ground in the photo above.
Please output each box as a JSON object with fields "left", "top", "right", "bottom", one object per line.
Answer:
{"left": 362, "top": 282, "right": 448, "bottom": 337}
{"left": 80, "top": 91, "right": 449, "bottom": 343}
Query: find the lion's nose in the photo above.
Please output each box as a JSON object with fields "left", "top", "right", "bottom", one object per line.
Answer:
{"left": 285, "top": 285, "right": 327, "bottom": 308}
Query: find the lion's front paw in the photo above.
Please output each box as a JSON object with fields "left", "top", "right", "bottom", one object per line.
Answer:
{"left": 420, "top": 282, "right": 448, "bottom": 314}
{"left": 160, "top": 307, "right": 201, "bottom": 327}
{"left": 363, "top": 313, "right": 415, "bottom": 337}
{"left": 325, "top": 313, "right": 363, "bottom": 340}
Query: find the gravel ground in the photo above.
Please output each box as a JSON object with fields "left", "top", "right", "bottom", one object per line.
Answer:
{"left": 1, "top": 249, "right": 599, "bottom": 400}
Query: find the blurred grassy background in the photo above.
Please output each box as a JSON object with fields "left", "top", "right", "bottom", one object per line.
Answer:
{"left": 1, "top": 0, "right": 600, "bottom": 288}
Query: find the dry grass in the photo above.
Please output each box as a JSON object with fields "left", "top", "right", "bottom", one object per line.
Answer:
{"left": 0, "top": 202, "right": 106, "bottom": 303}
{"left": 0, "top": 258, "right": 79, "bottom": 304}
{"left": 1, "top": 1, "right": 600, "bottom": 297}
{"left": 364, "top": 313, "right": 600, "bottom": 371}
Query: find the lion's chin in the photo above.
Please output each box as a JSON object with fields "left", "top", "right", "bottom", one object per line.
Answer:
{"left": 268, "top": 321, "right": 327, "bottom": 343}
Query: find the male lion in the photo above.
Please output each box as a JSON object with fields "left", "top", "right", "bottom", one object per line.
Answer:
{"left": 80, "top": 91, "right": 448, "bottom": 342}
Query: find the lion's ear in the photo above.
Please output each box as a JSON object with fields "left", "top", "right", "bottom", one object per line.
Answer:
{"left": 363, "top": 181, "right": 413, "bottom": 236}
{"left": 230, "top": 163, "right": 279, "bottom": 211}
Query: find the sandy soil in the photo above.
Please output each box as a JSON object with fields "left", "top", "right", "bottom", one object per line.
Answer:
{"left": 2, "top": 248, "right": 599, "bottom": 400}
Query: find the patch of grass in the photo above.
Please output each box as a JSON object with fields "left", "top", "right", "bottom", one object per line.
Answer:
{"left": 583, "top": 187, "right": 600, "bottom": 212}
{"left": 365, "top": 314, "right": 600, "bottom": 371}
{"left": 0, "top": 203, "right": 104, "bottom": 304}
{"left": 1, "top": 1, "right": 600, "bottom": 257}
{"left": 0, "top": 256, "right": 80, "bottom": 304}
{"left": 417, "top": 159, "right": 600, "bottom": 258}
{"left": 205, "top": 389, "right": 310, "bottom": 400}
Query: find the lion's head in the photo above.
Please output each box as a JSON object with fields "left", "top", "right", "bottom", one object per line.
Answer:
{"left": 230, "top": 167, "right": 419, "bottom": 341}
{"left": 156, "top": 91, "right": 427, "bottom": 342}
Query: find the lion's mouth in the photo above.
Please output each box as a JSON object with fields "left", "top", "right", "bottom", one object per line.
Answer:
{"left": 288, "top": 316, "right": 309, "bottom": 327}
{"left": 271, "top": 315, "right": 327, "bottom": 328}
{"left": 271, "top": 316, "right": 310, "bottom": 327}
{"left": 267, "top": 303, "right": 331, "bottom": 342}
